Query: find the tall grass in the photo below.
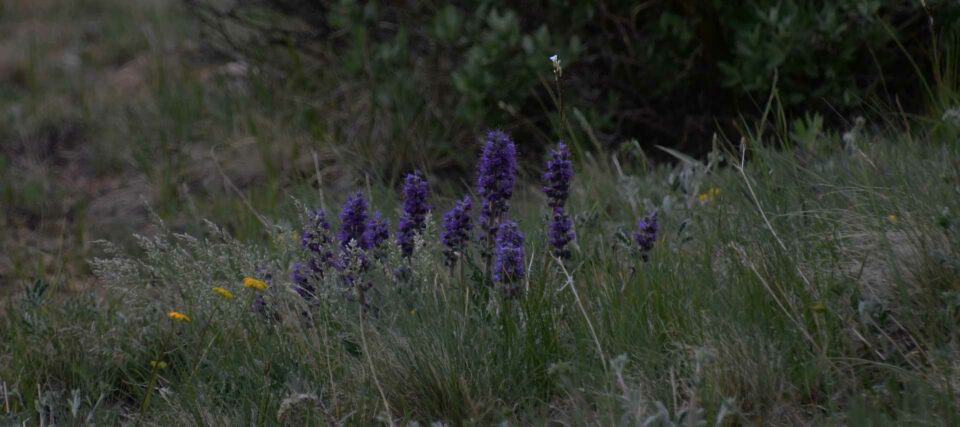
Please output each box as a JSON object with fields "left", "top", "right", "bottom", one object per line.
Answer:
{"left": 3, "top": 124, "right": 959, "bottom": 424}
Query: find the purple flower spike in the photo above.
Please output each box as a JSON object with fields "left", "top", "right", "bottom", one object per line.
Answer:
{"left": 338, "top": 192, "right": 369, "bottom": 248}
{"left": 441, "top": 196, "right": 473, "bottom": 264}
{"left": 633, "top": 211, "right": 659, "bottom": 261}
{"left": 301, "top": 209, "right": 333, "bottom": 253}
{"left": 542, "top": 142, "right": 576, "bottom": 259}
{"left": 397, "top": 173, "right": 431, "bottom": 256}
{"left": 493, "top": 221, "right": 525, "bottom": 298}
{"left": 543, "top": 142, "right": 573, "bottom": 209}
{"left": 301, "top": 208, "right": 336, "bottom": 273}
{"left": 362, "top": 211, "right": 390, "bottom": 250}
{"left": 548, "top": 207, "right": 575, "bottom": 259}
{"left": 477, "top": 130, "right": 518, "bottom": 248}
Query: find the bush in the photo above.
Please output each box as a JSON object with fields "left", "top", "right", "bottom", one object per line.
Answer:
{"left": 188, "top": 0, "right": 960, "bottom": 165}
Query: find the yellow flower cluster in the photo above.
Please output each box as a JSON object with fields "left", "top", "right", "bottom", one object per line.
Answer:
{"left": 243, "top": 277, "right": 268, "bottom": 291}
{"left": 150, "top": 360, "right": 168, "bottom": 369}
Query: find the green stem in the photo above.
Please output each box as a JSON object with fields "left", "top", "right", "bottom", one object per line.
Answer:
{"left": 139, "top": 365, "right": 161, "bottom": 417}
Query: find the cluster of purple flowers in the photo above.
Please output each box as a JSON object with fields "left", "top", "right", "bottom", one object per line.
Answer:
{"left": 338, "top": 193, "right": 370, "bottom": 248}
{"left": 493, "top": 221, "right": 525, "bottom": 298}
{"left": 363, "top": 211, "right": 390, "bottom": 251}
{"left": 548, "top": 210, "right": 574, "bottom": 259}
{"left": 301, "top": 209, "right": 334, "bottom": 254}
{"left": 543, "top": 143, "right": 573, "bottom": 209}
{"left": 291, "top": 173, "right": 433, "bottom": 303}
{"left": 633, "top": 211, "right": 659, "bottom": 261}
{"left": 543, "top": 142, "right": 575, "bottom": 259}
{"left": 476, "top": 130, "right": 518, "bottom": 252}
{"left": 440, "top": 196, "right": 473, "bottom": 264}
{"left": 287, "top": 129, "right": 660, "bottom": 305}
{"left": 397, "top": 173, "right": 431, "bottom": 256}
{"left": 294, "top": 209, "right": 336, "bottom": 300}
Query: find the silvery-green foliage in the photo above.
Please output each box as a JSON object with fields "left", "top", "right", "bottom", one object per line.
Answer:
{"left": 91, "top": 219, "right": 282, "bottom": 322}
{"left": 611, "top": 353, "right": 736, "bottom": 427}
{"left": 408, "top": 214, "right": 442, "bottom": 287}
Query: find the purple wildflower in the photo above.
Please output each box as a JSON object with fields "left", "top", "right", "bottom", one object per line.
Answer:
{"left": 338, "top": 192, "right": 369, "bottom": 248}
{"left": 542, "top": 142, "right": 573, "bottom": 209}
{"left": 493, "top": 221, "right": 525, "bottom": 298}
{"left": 542, "top": 142, "right": 576, "bottom": 259}
{"left": 397, "top": 173, "right": 431, "bottom": 256}
{"left": 300, "top": 208, "right": 336, "bottom": 274}
{"left": 441, "top": 196, "right": 473, "bottom": 264}
{"left": 301, "top": 209, "right": 332, "bottom": 253}
{"left": 633, "top": 211, "right": 659, "bottom": 261}
{"left": 548, "top": 207, "right": 575, "bottom": 259}
{"left": 362, "top": 211, "right": 390, "bottom": 250}
{"left": 477, "top": 130, "right": 518, "bottom": 249}
{"left": 291, "top": 261, "right": 317, "bottom": 301}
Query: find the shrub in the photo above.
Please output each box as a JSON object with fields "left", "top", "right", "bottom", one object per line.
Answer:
{"left": 188, "top": 0, "right": 960, "bottom": 164}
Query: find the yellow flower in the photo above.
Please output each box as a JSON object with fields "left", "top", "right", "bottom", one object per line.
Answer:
{"left": 212, "top": 287, "right": 235, "bottom": 300}
{"left": 243, "top": 277, "right": 268, "bottom": 291}
{"left": 150, "top": 360, "right": 168, "bottom": 369}
{"left": 887, "top": 214, "right": 898, "bottom": 223}
{"left": 167, "top": 311, "right": 191, "bottom": 323}
{"left": 698, "top": 187, "right": 721, "bottom": 204}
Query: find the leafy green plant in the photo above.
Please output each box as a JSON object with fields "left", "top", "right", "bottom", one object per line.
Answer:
{"left": 189, "top": 0, "right": 960, "bottom": 159}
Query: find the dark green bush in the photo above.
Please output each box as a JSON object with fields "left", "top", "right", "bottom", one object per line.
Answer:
{"left": 188, "top": 0, "right": 959, "bottom": 168}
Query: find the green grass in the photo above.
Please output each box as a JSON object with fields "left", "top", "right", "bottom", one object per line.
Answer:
{"left": 0, "top": 0, "right": 336, "bottom": 289}
{"left": 0, "top": 0, "right": 487, "bottom": 292}
{"left": 2, "top": 131, "right": 959, "bottom": 424}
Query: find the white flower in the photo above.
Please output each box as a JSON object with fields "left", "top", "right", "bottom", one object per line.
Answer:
{"left": 549, "top": 54, "right": 562, "bottom": 78}
{"left": 942, "top": 107, "right": 960, "bottom": 125}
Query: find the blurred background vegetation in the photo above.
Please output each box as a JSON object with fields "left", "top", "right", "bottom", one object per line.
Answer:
{"left": 190, "top": 0, "right": 960, "bottom": 161}
{"left": 1, "top": 0, "right": 959, "bottom": 290}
